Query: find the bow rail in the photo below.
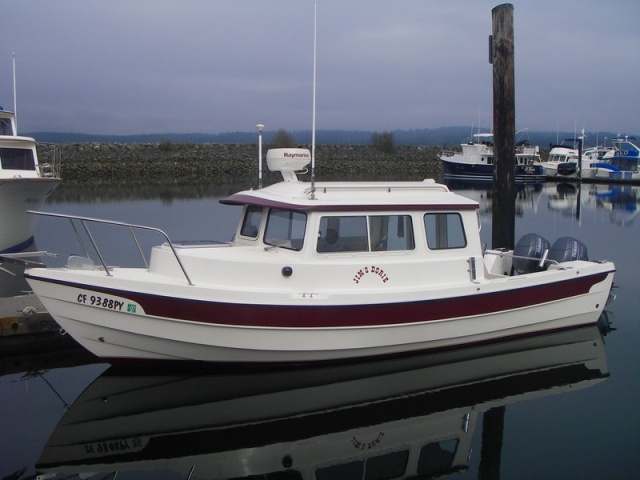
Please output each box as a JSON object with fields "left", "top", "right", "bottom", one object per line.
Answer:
{"left": 27, "top": 210, "right": 194, "bottom": 286}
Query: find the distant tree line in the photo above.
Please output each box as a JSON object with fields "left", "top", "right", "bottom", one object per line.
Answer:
{"left": 28, "top": 127, "right": 629, "bottom": 149}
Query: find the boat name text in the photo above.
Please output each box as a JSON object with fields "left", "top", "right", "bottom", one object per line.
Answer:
{"left": 353, "top": 265, "right": 389, "bottom": 284}
{"left": 351, "top": 432, "right": 385, "bottom": 450}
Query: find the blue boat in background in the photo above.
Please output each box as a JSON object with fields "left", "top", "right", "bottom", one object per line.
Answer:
{"left": 593, "top": 136, "right": 640, "bottom": 182}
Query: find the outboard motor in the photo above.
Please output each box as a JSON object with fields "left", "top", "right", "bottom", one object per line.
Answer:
{"left": 513, "top": 234, "right": 550, "bottom": 274}
{"left": 557, "top": 163, "right": 578, "bottom": 176}
{"left": 548, "top": 237, "right": 588, "bottom": 264}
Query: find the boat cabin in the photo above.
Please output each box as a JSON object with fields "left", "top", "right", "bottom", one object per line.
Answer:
{"left": 0, "top": 108, "right": 55, "bottom": 179}
{"left": 174, "top": 148, "right": 490, "bottom": 294}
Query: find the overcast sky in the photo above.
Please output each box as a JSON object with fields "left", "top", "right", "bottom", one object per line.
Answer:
{"left": 2, "top": 1, "right": 639, "bottom": 137}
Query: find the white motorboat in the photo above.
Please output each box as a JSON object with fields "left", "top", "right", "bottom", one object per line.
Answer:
{"left": 24, "top": 148, "right": 615, "bottom": 366}
{"left": 36, "top": 325, "right": 609, "bottom": 478}
{"left": 540, "top": 138, "right": 601, "bottom": 179}
{"left": 0, "top": 107, "right": 61, "bottom": 253}
{"left": 439, "top": 133, "right": 545, "bottom": 182}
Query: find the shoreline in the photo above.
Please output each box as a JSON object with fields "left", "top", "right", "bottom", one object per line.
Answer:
{"left": 38, "top": 142, "right": 445, "bottom": 183}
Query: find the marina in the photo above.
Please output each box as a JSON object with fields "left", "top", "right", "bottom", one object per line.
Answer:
{"left": 22, "top": 149, "right": 615, "bottom": 366}
{"left": 1, "top": 179, "right": 638, "bottom": 479}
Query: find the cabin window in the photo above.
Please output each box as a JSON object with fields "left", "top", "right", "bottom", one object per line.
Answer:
{"left": 317, "top": 216, "right": 368, "bottom": 252}
{"left": 318, "top": 215, "right": 415, "bottom": 253}
{"left": 366, "top": 450, "right": 410, "bottom": 478}
{"left": 316, "top": 460, "right": 363, "bottom": 480}
{"left": 0, "top": 118, "right": 14, "bottom": 135}
{"left": 316, "top": 450, "right": 409, "bottom": 480}
{"left": 369, "top": 215, "right": 415, "bottom": 251}
{"left": 0, "top": 148, "right": 36, "bottom": 171}
{"left": 424, "top": 213, "right": 467, "bottom": 249}
{"left": 417, "top": 439, "right": 459, "bottom": 475}
{"left": 240, "top": 206, "right": 263, "bottom": 238}
{"left": 264, "top": 209, "right": 307, "bottom": 251}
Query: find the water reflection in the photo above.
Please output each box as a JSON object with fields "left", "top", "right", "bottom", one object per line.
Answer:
{"left": 443, "top": 180, "right": 544, "bottom": 218}
{"left": 442, "top": 180, "right": 640, "bottom": 226}
{"left": 36, "top": 325, "right": 609, "bottom": 480}
{"left": 46, "top": 178, "right": 640, "bottom": 227}
{"left": 48, "top": 178, "right": 258, "bottom": 204}
{"left": 545, "top": 182, "right": 640, "bottom": 225}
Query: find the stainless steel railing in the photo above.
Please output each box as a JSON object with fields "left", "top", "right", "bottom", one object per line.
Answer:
{"left": 28, "top": 210, "right": 194, "bottom": 285}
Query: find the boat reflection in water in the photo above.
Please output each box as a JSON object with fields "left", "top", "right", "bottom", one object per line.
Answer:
{"left": 546, "top": 183, "right": 640, "bottom": 225}
{"left": 37, "top": 322, "right": 611, "bottom": 480}
{"left": 443, "top": 179, "right": 544, "bottom": 219}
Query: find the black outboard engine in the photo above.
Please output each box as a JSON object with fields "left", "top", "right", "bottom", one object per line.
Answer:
{"left": 557, "top": 162, "right": 578, "bottom": 176}
{"left": 548, "top": 237, "right": 588, "bottom": 264}
{"left": 513, "top": 234, "right": 550, "bottom": 274}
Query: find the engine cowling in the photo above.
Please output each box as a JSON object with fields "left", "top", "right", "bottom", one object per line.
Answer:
{"left": 548, "top": 237, "right": 589, "bottom": 263}
{"left": 513, "top": 234, "right": 550, "bottom": 274}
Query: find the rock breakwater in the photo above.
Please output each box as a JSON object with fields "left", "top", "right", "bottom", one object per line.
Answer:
{"left": 38, "top": 142, "right": 445, "bottom": 184}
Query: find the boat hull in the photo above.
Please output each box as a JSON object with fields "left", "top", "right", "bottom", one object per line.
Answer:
{"left": 440, "top": 158, "right": 545, "bottom": 183}
{"left": 25, "top": 263, "right": 614, "bottom": 365}
{"left": 594, "top": 167, "right": 640, "bottom": 182}
{"left": 0, "top": 177, "right": 60, "bottom": 253}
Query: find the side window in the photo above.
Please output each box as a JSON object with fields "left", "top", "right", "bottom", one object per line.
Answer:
{"left": 0, "top": 148, "right": 36, "bottom": 171}
{"left": 369, "top": 215, "right": 415, "bottom": 251}
{"left": 264, "top": 209, "right": 307, "bottom": 251}
{"left": 418, "top": 439, "right": 459, "bottom": 476}
{"left": 240, "top": 206, "right": 263, "bottom": 238}
{"left": 0, "top": 119, "right": 14, "bottom": 135}
{"left": 317, "top": 216, "right": 368, "bottom": 253}
{"left": 424, "top": 213, "right": 467, "bottom": 249}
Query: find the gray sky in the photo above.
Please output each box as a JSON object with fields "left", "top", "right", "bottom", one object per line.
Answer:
{"left": 2, "top": 0, "right": 639, "bottom": 136}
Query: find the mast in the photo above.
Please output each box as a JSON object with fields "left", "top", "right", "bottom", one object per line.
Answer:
{"left": 12, "top": 53, "right": 17, "bottom": 130}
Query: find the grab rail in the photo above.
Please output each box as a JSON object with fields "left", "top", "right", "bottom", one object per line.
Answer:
{"left": 27, "top": 211, "right": 194, "bottom": 286}
{"left": 484, "top": 248, "right": 559, "bottom": 268}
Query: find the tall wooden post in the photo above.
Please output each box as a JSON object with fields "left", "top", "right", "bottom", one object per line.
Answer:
{"left": 479, "top": 6, "right": 515, "bottom": 479}
{"left": 490, "top": 4, "right": 516, "bottom": 250}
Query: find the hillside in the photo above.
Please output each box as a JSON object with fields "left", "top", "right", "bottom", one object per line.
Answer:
{"left": 27, "top": 127, "right": 626, "bottom": 149}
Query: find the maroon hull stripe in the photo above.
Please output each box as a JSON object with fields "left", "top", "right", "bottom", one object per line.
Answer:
{"left": 27, "top": 272, "right": 610, "bottom": 328}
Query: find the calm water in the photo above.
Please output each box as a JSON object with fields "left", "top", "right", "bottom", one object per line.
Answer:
{"left": 1, "top": 179, "right": 638, "bottom": 479}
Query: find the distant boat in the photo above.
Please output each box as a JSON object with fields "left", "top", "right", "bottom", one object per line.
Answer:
{"left": 0, "top": 107, "right": 61, "bottom": 253}
{"left": 593, "top": 136, "right": 640, "bottom": 182}
{"left": 439, "top": 133, "right": 545, "bottom": 182}
{"left": 539, "top": 138, "right": 601, "bottom": 179}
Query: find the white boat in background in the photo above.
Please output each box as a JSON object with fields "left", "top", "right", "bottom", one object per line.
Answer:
{"left": 593, "top": 135, "right": 640, "bottom": 182}
{"left": 540, "top": 139, "right": 582, "bottom": 177}
{"left": 439, "top": 133, "right": 545, "bottom": 183}
{"left": 0, "top": 107, "right": 61, "bottom": 253}
{"left": 540, "top": 137, "right": 603, "bottom": 179}
{"left": 24, "top": 148, "right": 615, "bottom": 366}
{"left": 583, "top": 145, "right": 614, "bottom": 163}
{"left": 36, "top": 325, "right": 609, "bottom": 479}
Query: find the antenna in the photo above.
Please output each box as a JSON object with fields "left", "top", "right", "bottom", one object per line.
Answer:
{"left": 12, "top": 53, "right": 17, "bottom": 130}
{"left": 310, "top": 0, "right": 317, "bottom": 197}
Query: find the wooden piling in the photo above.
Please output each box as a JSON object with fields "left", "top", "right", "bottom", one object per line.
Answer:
{"left": 490, "top": 3, "right": 516, "bottom": 250}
